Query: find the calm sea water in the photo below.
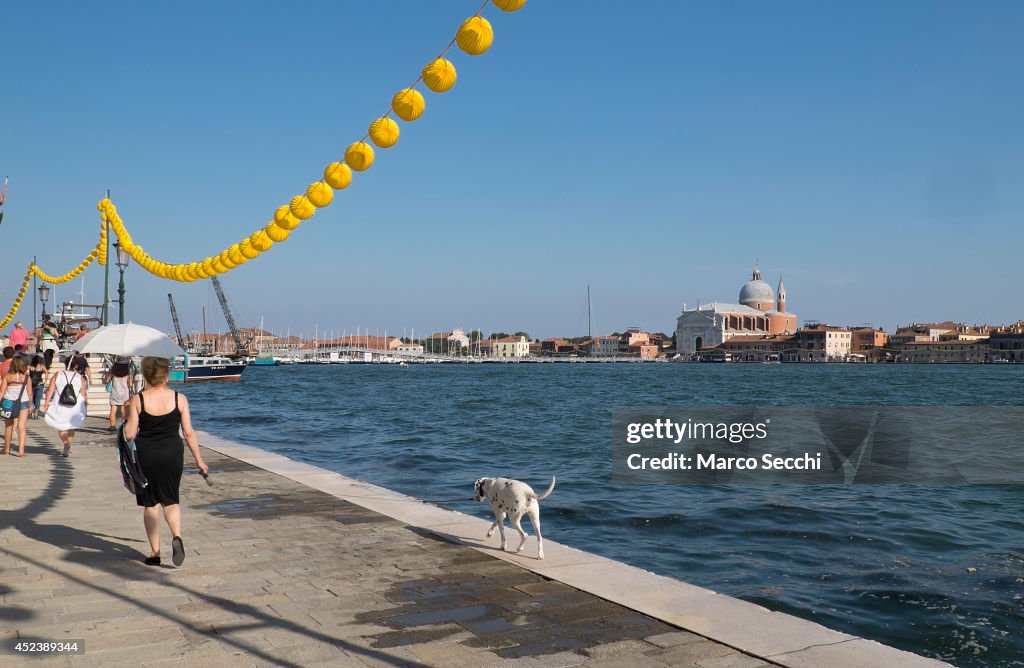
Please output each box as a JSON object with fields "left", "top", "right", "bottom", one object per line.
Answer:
{"left": 184, "top": 363, "right": 1024, "bottom": 666}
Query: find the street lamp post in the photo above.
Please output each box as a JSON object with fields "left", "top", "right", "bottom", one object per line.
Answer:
{"left": 114, "top": 241, "right": 130, "bottom": 324}
{"left": 38, "top": 283, "right": 50, "bottom": 321}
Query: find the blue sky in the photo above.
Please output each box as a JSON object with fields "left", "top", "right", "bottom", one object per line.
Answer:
{"left": 3, "top": 1, "right": 1022, "bottom": 340}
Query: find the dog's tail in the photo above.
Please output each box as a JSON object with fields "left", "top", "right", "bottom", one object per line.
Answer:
{"left": 531, "top": 476, "right": 556, "bottom": 501}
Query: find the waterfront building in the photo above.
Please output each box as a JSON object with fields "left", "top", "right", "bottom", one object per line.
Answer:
{"left": 424, "top": 329, "right": 470, "bottom": 355}
{"left": 674, "top": 265, "right": 797, "bottom": 357}
{"left": 899, "top": 339, "right": 990, "bottom": 363}
{"left": 541, "top": 338, "right": 574, "bottom": 356}
{"left": 321, "top": 335, "right": 401, "bottom": 351}
{"left": 988, "top": 322, "right": 1024, "bottom": 362}
{"left": 255, "top": 333, "right": 304, "bottom": 357}
{"left": 396, "top": 343, "right": 424, "bottom": 357}
{"left": 937, "top": 325, "right": 992, "bottom": 342}
{"left": 587, "top": 336, "right": 621, "bottom": 356}
{"left": 712, "top": 334, "right": 796, "bottom": 362}
{"left": 889, "top": 322, "right": 959, "bottom": 346}
{"left": 850, "top": 327, "right": 887, "bottom": 353}
{"left": 491, "top": 335, "right": 530, "bottom": 358}
{"left": 618, "top": 328, "right": 650, "bottom": 352}
{"left": 794, "top": 324, "right": 852, "bottom": 362}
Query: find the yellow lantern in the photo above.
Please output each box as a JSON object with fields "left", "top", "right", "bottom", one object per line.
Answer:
{"left": 456, "top": 16, "right": 493, "bottom": 55}
{"left": 250, "top": 230, "right": 272, "bottom": 252}
{"left": 345, "top": 142, "right": 375, "bottom": 171}
{"left": 422, "top": 58, "right": 457, "bottom": 93}
{"left": 391, "top": 88, "right": 425, "bottom": 122}
{"left": 492, "top": 0, "right": 526, "bottom": 11}
{"left": 289, "top": 195, "right": 316, "bottom": 220}
{"left": 219, "top": 250, "right": 238, "bottom": 269}
{"left": 212, "top": 258, "right": 227, "bottom": 274}
{"left": 274, "top": 205, "right": 300, "bottom": 230}
{"left": 369, "top": 117, "right": 400, "bottom": 148}
{"left": 229, "top": 246, "right": 245, "bottom": 265}
{"left": 324, "top": 162, "right": 352, "bottom": 190}
{"left": 239, "top": 239, "right": 259, "bottom": 259}
{"left": 306, "top": 181, "right": 334, "bottom": 207}
{"left": 265, "top": 222, "right": 291, "bottom": 242}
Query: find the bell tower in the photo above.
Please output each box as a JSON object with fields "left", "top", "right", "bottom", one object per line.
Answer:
{"left": 777, "top": 276, "right": 786, "bottom": 313}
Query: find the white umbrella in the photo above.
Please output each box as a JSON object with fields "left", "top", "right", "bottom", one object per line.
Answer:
{"left": 71, "top": 323, "right": 185, "bottom": 359}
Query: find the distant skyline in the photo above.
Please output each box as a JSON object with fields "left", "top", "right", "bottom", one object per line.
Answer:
{"left": 3, "top": 1, "right": 1022, "bottom": 339}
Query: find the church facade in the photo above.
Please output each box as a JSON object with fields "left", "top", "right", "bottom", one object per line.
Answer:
{"left": 674, "top": 266, "right": 797, "bottom": 356}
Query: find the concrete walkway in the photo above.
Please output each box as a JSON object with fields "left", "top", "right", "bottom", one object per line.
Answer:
{"left": 0, "top": 418, "right": 947, "bottom": 667}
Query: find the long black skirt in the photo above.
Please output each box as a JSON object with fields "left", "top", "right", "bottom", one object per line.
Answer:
{"left": 134, "top": 435, "right": 184, "bottom": 507}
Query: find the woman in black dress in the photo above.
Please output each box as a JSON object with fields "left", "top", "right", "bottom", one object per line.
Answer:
{"left": 123, "top": 356, "right": 208, "bottom": 566}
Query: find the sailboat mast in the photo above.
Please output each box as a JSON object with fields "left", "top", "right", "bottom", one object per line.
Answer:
{"left": 587, "top": 285, "right": 592, "bottom": 340}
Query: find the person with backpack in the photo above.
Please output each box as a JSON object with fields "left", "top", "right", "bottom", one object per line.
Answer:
{"left": 42, "top": 356, "right": 89, "bottom": 457}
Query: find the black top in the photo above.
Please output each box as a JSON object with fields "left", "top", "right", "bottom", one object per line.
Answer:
{"left": 139, "top": 391, "right": 181, "bottom": 438}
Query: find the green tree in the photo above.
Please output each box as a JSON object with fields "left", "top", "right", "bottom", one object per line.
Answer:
{"left": 513, "top": 331, "right": 531, "bottom": 340}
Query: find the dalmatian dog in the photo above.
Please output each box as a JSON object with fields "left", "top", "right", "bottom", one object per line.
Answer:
{"left": 474, "top": 476, "right": 555, "bottom": 559}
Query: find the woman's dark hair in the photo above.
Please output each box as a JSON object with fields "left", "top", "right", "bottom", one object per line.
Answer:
{"left": 31, "top": 355, "right": 43, "bottom": 367}
{"left": 112, "top": 361, "right": 131, "bottom": 377}
{"left": 9, "top": 357, "right": 27, "bottom": 374}
{"left": 43, "top": 349, "right": 54, "bottom": 369}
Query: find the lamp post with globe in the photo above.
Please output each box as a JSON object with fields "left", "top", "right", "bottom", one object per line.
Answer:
{"left": 38, "top": 283, "right": 50, "bottom": 322}
{"left": 114, "top": 241, "right": 130, "bottom": 324}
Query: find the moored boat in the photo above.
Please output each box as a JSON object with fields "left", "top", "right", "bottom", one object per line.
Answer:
{"left": 170, "top": 356, "right": 247, "bottom": 382}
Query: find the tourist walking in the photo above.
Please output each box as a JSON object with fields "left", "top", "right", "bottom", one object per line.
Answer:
{"left": 28, "top": 355, "right": 46, "bottom": 419}
{"left": 37, "top": 318, "right": 59, "bottom": 355}
{"left": 8, "top": 321, "right": 30, "bottom": 351}
{"left": 43, "top": 356, "right": 89, "bottom": 457}
{"left": 123, "top": 356, "right": 207, "bottom": 567}
{"left": 1, "top": 357, "right": 32, "bottom": 457}
{"left": 103, "top": 358, "right": 132, "bottom": 431}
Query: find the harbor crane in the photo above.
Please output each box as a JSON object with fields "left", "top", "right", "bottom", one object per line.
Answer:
{"left": 210, "top": 275, "right": 253, "bottom": 357}
{"left": 167, "top": 293, "right": 187, "bottom": 350}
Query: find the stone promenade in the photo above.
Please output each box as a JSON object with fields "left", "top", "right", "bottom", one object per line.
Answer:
{"left": 0, "top": 417, "right": 774, "bottom": 667}
{"left": 1, "top": 417, "right": 948, "bottom": 668}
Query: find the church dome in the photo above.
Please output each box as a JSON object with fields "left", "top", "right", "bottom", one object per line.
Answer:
{"left": 738, "top": 265, "right": 774, "bottom": 307}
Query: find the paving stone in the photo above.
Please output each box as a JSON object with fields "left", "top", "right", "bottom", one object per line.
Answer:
{"left": 644, "top": 639, "right": 740, "bottom": 664}
{"left": 582, "top": 638, "right": 661, "bottom": 659}
{"left": 645, "top": 630, "right": 707, "bottom": 648}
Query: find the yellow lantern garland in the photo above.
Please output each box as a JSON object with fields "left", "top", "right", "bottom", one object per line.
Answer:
{"left": 4, "top": 1, "right": 523, "bottom": 316}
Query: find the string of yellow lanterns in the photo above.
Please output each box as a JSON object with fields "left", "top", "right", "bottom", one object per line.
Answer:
{"left": 2, "top": 0, "right": 526, "bottom": 325}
